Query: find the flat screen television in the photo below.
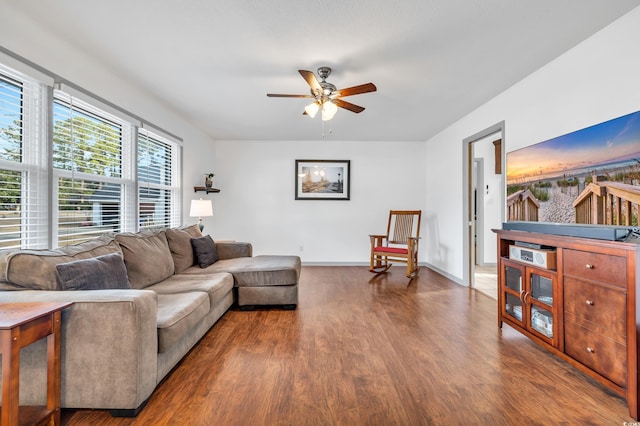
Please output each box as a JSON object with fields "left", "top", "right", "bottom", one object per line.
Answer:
{"left": 504, "top": 109, "right": 640, "bottom": 241}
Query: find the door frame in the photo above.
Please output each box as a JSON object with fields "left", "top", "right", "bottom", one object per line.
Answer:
{"left": 462, "top": 121, "right": 505, "bottom": 287}
{"left": 474, "top": 157, "right": 485, "bottom": 266}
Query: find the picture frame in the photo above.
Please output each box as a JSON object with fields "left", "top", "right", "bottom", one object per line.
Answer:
{"left": 295, "top": 159, "right": 350, "bottom": 200}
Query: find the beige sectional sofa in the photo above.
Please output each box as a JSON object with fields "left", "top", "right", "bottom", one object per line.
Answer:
{"left": 0, "top": 225, "right": 300, "bottom": 416}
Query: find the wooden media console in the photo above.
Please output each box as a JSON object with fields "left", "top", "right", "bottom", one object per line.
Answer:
{"left": 495, "top": 228, "right": 640, "bottom": 419}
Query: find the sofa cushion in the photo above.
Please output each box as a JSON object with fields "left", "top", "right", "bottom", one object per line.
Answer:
{"left": 0, "top": 236, "right": 121, "bottom": 291}
{"left": 156, "top": 292, "right": 210, "bottom": 353}
{"left": 146, "top": 272, "right": 233, "bottom": 308}
{"left": 182, "top": 255, "right": 301, "bottom": 287}
{"left": 191, "top": 235, "right": 218, "bottom": 268}
{"left": 165, "top": 224, "right": 202, "bottom": 274}
{"left": 56, "top": 252, "right": 131, "bottom": 291}
{"left": 115, "top": 230, "right": 174, "bottom": 289}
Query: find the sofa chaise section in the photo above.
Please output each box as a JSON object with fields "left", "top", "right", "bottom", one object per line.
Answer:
{"left": 182, "top": 254, "right": 301, "bottom": 309}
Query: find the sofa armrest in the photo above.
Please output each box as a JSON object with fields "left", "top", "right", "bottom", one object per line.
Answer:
{"left": 216, "top": 241, "right": 252, "bottom": 259}
{"left": 0, "top": 289, "right": 158, "bottom": 410}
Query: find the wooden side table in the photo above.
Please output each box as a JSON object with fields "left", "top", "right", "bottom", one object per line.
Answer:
{"left": 0, "top": 302, "right": 72, "bottom": 426}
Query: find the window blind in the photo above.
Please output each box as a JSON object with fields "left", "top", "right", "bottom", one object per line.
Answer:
{"left": 138, "top": 129, "right": 181, "bottom": 229}
{"left": 0, "top": 67, "right": 48, "bottom": 249}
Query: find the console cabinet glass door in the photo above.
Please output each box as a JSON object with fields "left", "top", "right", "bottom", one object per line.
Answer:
{"left": 526, "top": 268, "right": 556, "bottom": 344}
{"left": 500, "top": 258, "right": 558, "bottom": 347}
{"left": 501, "top": 259, "right": 524, "bottom": 326}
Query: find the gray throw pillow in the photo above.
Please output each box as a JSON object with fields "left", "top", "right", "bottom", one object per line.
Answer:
{"left": 190, "top": 235, "right": 218, "bottom": 268}
{"left": 56, "top": 253, "right": 131, "bottom": 290}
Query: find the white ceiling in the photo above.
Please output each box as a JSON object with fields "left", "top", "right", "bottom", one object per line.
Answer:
{"left": 5, "top": 0, "right": 640, "bottom": 141}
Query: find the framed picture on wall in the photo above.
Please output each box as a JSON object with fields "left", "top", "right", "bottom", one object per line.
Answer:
{"left": 295, "top": 159, "right": 350, "bottom": 200}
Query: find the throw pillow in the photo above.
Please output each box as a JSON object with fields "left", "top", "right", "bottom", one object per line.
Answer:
{"left": 56, "top": 252, "right": 131, "bottom": 291}
{"left": 165, "top": 224, "right": 203, "bottom": 273}
{"left": 190, "top": 235, "right": 218, "bottom": 268}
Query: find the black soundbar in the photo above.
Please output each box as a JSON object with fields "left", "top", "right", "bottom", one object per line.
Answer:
{"left": 502, "top": 221, "right": 635, "bottom": 242}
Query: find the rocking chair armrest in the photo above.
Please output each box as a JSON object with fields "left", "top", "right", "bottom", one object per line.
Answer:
{"left": 369, "top": 234, "right": 388, "bottom": 246}
{"left": 407, "top": 236, "right": 420, "bottom": 251}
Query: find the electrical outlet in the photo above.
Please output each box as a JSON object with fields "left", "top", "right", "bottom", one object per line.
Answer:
{"left": 299, "top": 246, "right": 304, "bottom": 252}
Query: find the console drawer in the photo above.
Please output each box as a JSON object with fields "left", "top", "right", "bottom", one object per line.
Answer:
{"left": 564, "top": 318, "right": 627, "bottom": 387}
{"left": 563, "top": 249, "right": 626, "bottom": 288}
{"left": 564, "top": 277, "right": 626, "bottom": 341}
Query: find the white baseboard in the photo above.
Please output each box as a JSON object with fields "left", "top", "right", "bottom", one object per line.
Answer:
{"left": 422, "top": 262, "right": 466, "bottom": 287}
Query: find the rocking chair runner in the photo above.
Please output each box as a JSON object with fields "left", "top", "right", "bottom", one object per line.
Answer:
{"left": 369, "top": 210, "right": 422, "bottom": 278}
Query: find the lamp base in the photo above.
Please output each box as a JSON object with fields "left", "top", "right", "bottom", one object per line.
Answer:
{"left": 198, "top": 218, "right": 204, "bottom": 232}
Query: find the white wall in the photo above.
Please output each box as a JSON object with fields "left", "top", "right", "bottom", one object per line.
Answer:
{"left": 425, "top": 6, "right": 640, "bottom": 282}
{"left": 210, "top": 140, "right": 426, "bottom": 262}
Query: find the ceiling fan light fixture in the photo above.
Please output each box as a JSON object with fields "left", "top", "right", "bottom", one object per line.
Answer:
{"left": 321, "top": 100, "right": 338, "bottom": 121}
{"left": 267, "top": 67, "right": 376, "bottom": 125}
{"left": 304, "top": 102, "right": 319, "bottom": 118}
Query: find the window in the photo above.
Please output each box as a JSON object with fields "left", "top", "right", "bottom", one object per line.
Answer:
{"left": 0, "top": 76, "right": 23, "bottom": 249}
{"left": 52, "top": 92, "right": 131, "bottom": 246}
{"left": 0, "top": 75, "right": 22, "bottom": 163}
{"left": 138, "top": 129, "right": 181, "bottom": 229}
{"left": 0, "top": 67, "right": 47, "bottom": 249}
{"left": 0, "top": 57, "right": 182, "bottom": 249}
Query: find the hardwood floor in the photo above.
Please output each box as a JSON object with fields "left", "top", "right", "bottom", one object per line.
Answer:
{"left": 62, "top": 266, "right": 633, "bottom": 425}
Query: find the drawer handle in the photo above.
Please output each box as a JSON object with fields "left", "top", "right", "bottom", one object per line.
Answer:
{"left": 585, "top": 300, "right": 594, "bottom": 306}
{"left": 585, "top": 264, "right": 594, "bottom": 269}
{"left": 586, "top": 347, "right": 595, "bottom": 353}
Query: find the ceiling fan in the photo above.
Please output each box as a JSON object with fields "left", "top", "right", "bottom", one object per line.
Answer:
{"left": 267, "top": 67, "right": 377, "bottom": 120}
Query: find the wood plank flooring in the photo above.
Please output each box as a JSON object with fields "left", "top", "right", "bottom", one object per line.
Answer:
{"left": 62, "top": 266, "right": 633, "bottom": 425}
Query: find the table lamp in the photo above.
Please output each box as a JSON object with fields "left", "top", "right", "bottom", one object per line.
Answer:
{"left": 189, "top": 199, "right": 213, "bottom": 231}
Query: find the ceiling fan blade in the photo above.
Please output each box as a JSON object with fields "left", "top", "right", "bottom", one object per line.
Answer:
{"left": 266, "top": 94, "right": 314, "bottom": 98}
{"left": 334, "top": 82, "right": 377, "bottom": 98}
{"left": 334, "top": 99, "right": 365, "bottom": 113}
{"left": 267, "top": 93, "right": 313, "bottom": 98}
{"left": 299, "top": 70, "right": 322, "bottom": 94}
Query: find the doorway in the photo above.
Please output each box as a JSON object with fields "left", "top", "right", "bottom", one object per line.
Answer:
{"left": 462, "top": 122, "right": 505, "bottom": 298}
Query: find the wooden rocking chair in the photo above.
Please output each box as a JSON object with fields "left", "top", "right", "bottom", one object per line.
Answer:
{"left": 369, "top": 210, "right": 422, "bottom": 279}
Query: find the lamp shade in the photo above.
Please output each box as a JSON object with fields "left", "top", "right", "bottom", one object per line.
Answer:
{"left": 321, "top": 100, "right": 338, "bottom": 121}
{"left": 304, "top": 102, "right": 320, "bottom": 118}
{"left": 189, "top": 199, "right": 213, "bottom": 217}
